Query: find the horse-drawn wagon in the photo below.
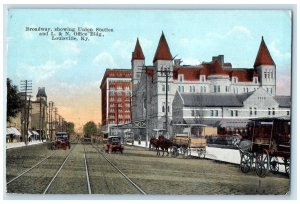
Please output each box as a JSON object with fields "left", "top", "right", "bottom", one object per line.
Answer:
{"left": 236, "top": 117, "right": 291, "bottom": 177}
{"left": 171, "top": 125, "right": 207, "bottom": 158}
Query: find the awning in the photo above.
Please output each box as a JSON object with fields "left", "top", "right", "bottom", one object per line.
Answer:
{"left": 6, "top": 128, "right": 14, "bottom": 135}
{"left": 11, "top": 127, "right": 21, "bottom": 136}
{"left": 6, "top": 127, "right": 21, "bottom": 136}
{"left": 32, "top": 131, "right": 39, "bottom": 135}
{"left": 28, "top": 131, "right": 33, "bottom": 136}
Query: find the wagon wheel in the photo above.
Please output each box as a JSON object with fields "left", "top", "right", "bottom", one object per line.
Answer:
{"left": 284, "top": 157, "right": 290, "bottom": 176}
{"left": 198, "top": 148, "right": 206, "bottom": 159}
{"left": 269, "top": 156, "right": 279, "bottom": 174}
{"left": 255, "top": 150, "right": 269, "bottom": 177}
{"left": 240, "top": 152, "right": 252, "bottom": 173}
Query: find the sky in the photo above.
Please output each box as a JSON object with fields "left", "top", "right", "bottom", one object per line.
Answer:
{"left": 5, "top": 9, "right": 292, "bottom": 131}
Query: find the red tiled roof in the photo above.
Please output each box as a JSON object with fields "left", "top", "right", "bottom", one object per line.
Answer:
{"left": 229, "top": 69, "right": 254, "bottom": 82}
{"left": 131, "top": 38, "right": 145, "bottom": 61}
{"left": 153, "top": 32, "right": 172, "bottom": 62}
{"left": 254, "top": 37, "right": 275, "bottom": 67}
{"left": 173, "top": 67, "right": 201, "bottom": 81}
{"left": 209, "top": 60, "right": 228, "bottom": 75}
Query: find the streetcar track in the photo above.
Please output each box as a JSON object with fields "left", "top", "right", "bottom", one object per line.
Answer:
{"left": 43, "top": 145, "right": 75, "bottom": 194}
{"left": 91, "top": 144, "right": 147, "bottom": 195}
{"left": 83, "top": 144, "right": 92, "bottom": 194}
{"left": 6, "top": 151, "right": 56, "bottom": 185}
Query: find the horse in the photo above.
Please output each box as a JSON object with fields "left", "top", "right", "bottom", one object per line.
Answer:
{"left": 158, "top": 135, "right": 173, "bottom": 156}
{"left": 149, "top": 137, "right": 160, "bottom": 155}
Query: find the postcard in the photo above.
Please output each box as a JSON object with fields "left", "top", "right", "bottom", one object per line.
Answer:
{"left": 4, "top": 7, "right": 294, "bottom": 199}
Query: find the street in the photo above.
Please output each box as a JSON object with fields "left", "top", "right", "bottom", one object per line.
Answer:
{"left": 6, "top": 142, "right": 290, "bottom": 195}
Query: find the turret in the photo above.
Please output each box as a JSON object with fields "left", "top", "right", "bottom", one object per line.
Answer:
{"left": 254, "top": 36, "right": 276, "bottom": 95}
{"left": 131, "top": 38, "right": 145, "bottom": 85}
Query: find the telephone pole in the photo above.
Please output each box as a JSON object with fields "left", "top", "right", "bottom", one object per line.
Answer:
{"left": 157, "top": 67, "right": 172, "bottom": 137}
{"left": 20, "top": 80, "right": 32, "bottom": 145}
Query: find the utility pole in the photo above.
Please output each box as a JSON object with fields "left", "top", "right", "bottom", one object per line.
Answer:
{"left": 157, "top": 67, "right": 172, "bottom": 137}
{"left": 20, "top": 80, "right": 32, "bottom": 145}
{"left": 137, "top": 65, "right": 149, "bottom": 147}
{"left": 48, "top": 101, "right": 54, "bottom": 141}
{"left": 39, "top": 96, "right": 42, "bottom": 141}
{"left": 54, "top": 107, "right": 58, "bottom": 135}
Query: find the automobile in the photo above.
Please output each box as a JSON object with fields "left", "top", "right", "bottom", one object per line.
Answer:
{"left": 104, "top": 136, "right": 124, "bottom": 154}
{"left": 50, "top": 132, "right": 71, "bottom": 150}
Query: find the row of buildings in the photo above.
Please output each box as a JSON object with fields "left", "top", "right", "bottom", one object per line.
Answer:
{"left": 100, "top": 32, "right": 291, "bottom": 139}
{"left": 6, "top": 87, "right": 67, "bottom": 143}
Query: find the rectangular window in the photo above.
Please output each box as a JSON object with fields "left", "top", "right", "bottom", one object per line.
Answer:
{"left": 287, "top": 111, "right": 290, "bottom": 115}
{"left": 250, "top": 107, "right": 252, "bottom": 116}
{"left": 272, "top": 108, "right": 275, "bottom": 115}
{"left": 215, "top": 110, "right": 218, "bottom": 117}
{"left": 182, "top": 86, "right": 184, "bottom": 92}
{"left": 235, "top": 110, "right": 238, "bottom": 117}
{"left": 190, "top": 86, "right": 192, "bottom": 92}
{"left": 214, "top": 85, "right": 217, "bottom": 93}
{"left": 231, "top": 110, "right": 234, "bottom": 117}
{"left": 254, "top": 107, "right": 257, "bottom": 115}
{"left": 191, "top": 110, "right": 195, "bottom": 117}
{"left": 204, "top": 86, "right": 206, "bottom": 93}
{"left": 211, "top": 110, "right": 214, "bottom": 116}
{"left": 178, "top": 86, "right": 181, "bottom": 92}
{"left": 218, "top": 85, "right": 220, "bottom": 92}
{"left": 162, "top": 85, "right": 165, "bottom": 92}
{"left": 193, "top": 86, "right": 195, "bottom": 93}
{"left": 201, "top": 86, "right": 203, "bottom": 93}
{"left": 268, "top": 108, "right": 271, "bottom": 115}
{"left": 179, "top": 76, "right": 183, "bottom": 82}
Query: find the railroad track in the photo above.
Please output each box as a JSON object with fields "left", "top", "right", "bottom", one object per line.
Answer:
{"left": 91, "top": 143, "right": 147, "bottom": 195}
{"left": 6, "top": 145, "right": 76, "bottom": 194}
{"left": 6, "top": 151, "right": 56, "bottom": 185}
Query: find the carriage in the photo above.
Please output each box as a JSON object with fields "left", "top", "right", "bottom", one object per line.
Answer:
{"left": 171, "top": 125, "right": 207, "bottom": 158}
{"left": 237, "top": 117, "right": 291, "bottom": 177}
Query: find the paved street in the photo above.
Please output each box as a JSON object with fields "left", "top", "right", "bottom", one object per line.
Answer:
{"left": 6, "top": 142, "right": 290, "bottom": 196}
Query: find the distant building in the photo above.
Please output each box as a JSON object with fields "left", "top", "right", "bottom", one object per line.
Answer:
{"left": 100, "top": 69, "right": 132, "bottom": 133}
{"left": 31, "top": 87, "right": 48, "bottom": 140}
{"left": 131, "top": 32, "right": 290, "bottom": 138}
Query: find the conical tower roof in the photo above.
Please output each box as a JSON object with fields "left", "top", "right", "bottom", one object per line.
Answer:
{"left": 36, "top": 87, "right": 47, "bottom": 98}
{"left": 254, "top": 36, "right": 275, "bottom": 67}
{"left": 131, "top": 38, "right": 145, "bottom": 61}
{"left": 153, "top": 32, "right": 172, "bottom": 63}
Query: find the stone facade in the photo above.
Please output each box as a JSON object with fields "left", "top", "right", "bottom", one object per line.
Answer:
{"left": 131, "top": 33, "right": 289, "bottom": 138}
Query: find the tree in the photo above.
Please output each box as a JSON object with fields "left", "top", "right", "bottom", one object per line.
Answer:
{"left": 83, "top": 121, "right": 97, "bottom": 137}
{"left": 66, "top": 122, "right": 75, "bottom": 136}
{"left": 7, "top": 78, "right": 22, "bottom": 122}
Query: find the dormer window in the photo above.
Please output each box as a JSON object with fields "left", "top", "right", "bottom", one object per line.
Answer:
{"left": 232, "top": 77, "right": 238, "bottom": 83}
{"left": 179, "top": 75, "right": 183, "bottom": 82}
{"left": 200, "top": 75, "right": 205, "bottom": 82}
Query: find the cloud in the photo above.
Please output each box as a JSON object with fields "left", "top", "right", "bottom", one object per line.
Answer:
{"left": 268, "top": 41, "right": 291, "bottom": 59}
{"left": 207, "top": 25, "right": 253, "bottom": 40}
{"left": 113, "top": 40, "right": 132, "bottom": 60}
{"left": 20, "top": 59, "right": 77, "bottom": 82}
{"left": 93, "top": 52, "right": 118, "bottom": 67}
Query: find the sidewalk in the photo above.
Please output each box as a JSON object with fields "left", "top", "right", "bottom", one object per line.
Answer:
{"left": 130, "top": 140, "right": 286, "bottom": 173}
{"left": 6, "top": 140, "right": 46, "bottom": 149}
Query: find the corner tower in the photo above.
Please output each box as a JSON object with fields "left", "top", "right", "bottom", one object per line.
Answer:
{"left": 254, "top": 37, "right": 276, "bottom": 96}
{"left": 131, "top": 38, "right": 145, "bottom": 85}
